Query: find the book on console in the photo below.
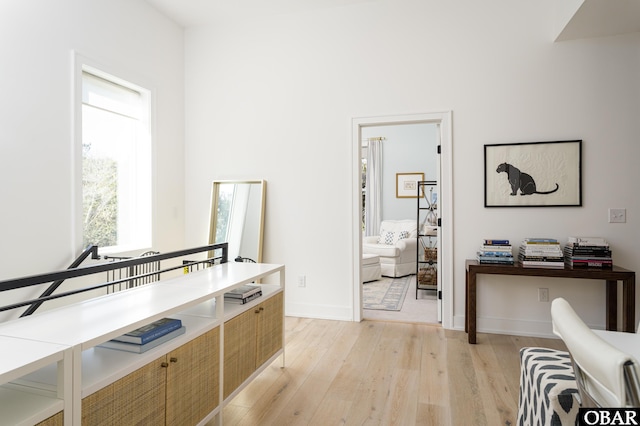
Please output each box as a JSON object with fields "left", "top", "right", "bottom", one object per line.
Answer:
{"left": 523, "top": 238, "right": 560, "bottom": 245}
{"left": 225, "top": 291, "right": 263, "bottom": 304}
{"left": 567, "top": 255, "right": 612, "bottom": 261}
{"left": 518, "top": 252, "right": 564, "bottom": 262}
{"left": 476, "top": 257, "right": 514, "bottom": 265}
{"left": 99, "top": 326, "right": 186, "bottom": 353}
{"left": 566, "top": 259, "right": 613, "bottom": 268}
{"left": 483, "top": 239, "right": 510, "bottom": 246}
{"left": 521, "top": 249, "right": 563, "bottom": 257}
{"left": 520, "top": 260, "right": 565, "bottom": 268}
{"left": 567, "top": 237, "right": 608, "bottom": 246}
{"left": 568, "top": 245, "right": 610, "bottom": 252}
{"left": 225, "top": 284, "right": 261, "bottom": 299}
{"left": 111, "top": 317, "right": 182, "bottom": 344}
{"left": 477, "top": 250, "right": 513, "bottom": 257}
{"left": 479, "top": 245, "right": 512, "bottom": 252}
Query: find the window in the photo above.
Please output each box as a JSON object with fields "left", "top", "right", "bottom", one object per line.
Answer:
{"left": 80, "top": 67, "right": 151, "bottom": 253}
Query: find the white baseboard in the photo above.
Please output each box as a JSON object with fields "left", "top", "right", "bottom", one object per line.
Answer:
{"left": 285, "top": 302, "right": 354, "bottom": 322}
{"left": 453, "top": 314, "right": 605, "bottom": 340}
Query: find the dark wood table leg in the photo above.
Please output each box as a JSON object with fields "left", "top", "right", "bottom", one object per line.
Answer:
{"left": 623, "top": 275, "right": 636, "bottom": 333}
{"left": 465, "top": 268, "right": 469, "bottom": 333}
{"left": 467, "top": 269, "right": 476, "bottom": 344}
{"left": 606, "top": 280, "right": 618, "bottom": 331}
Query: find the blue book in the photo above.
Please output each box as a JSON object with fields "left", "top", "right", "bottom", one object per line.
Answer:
{"left": 483, "top": 239, "right": 510, "bottom": 246}
{"left": 478, "top": 250, "right": 513, "bottom": 257}
{"left": 111, "top": 317, "right": 182, "bottom": 344}
{"left": 100, "top": 326, "right": 186, "bottom": 353}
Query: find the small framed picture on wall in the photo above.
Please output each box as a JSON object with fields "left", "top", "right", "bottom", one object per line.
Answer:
{"left": 396, "top": 172, "right": 424, "bottom": 198}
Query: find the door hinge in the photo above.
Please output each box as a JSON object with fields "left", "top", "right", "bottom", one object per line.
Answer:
{"left": 437, "top": 145, "right": 441, "bottom": 154}
{"left": 437, "top": 218, "right": 441, "bottom": 227}
{"left": 438, "top": 290, "right": 442, "bottom": 299}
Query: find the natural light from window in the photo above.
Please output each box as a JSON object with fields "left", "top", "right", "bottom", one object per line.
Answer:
{"left": 81, "top": 68, "right": 151, "bottom": 253}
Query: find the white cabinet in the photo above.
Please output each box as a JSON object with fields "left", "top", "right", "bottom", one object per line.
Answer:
{"left": 0, "top": 262, "right": 284, "bottom": 425}
{"left": 0, "top": 336, "right": 72, "bottom": 426}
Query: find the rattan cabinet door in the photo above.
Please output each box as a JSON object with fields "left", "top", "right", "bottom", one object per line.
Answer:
{"left": 166, "top": 326, "right": 220, "bottom": 426}
{"left": 223, "top": 309, "right": 258, "bottom": 398}
{"left": 255, "top": 292, "right": 283, "bottom": 367}
{"left": 82, "top": 357, "right": 167, "bottom": 425}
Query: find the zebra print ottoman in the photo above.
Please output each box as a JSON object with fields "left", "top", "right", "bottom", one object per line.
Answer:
{"left": 517, "top": 347, "right": 580, "bottom": 426}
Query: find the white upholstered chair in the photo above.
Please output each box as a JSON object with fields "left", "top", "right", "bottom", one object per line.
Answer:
{"left": 362, "top": 219, "right": 417, "bottom": 278}
{"left": 551, "top": 297, "right": 640, "bottom": 407}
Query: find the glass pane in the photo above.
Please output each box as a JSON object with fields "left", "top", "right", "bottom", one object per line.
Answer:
{"left": 82, "top": 104, "right": 137, "bottom": 248}
{"left": 215, "top": 185, "right": 234, "bottom": 244}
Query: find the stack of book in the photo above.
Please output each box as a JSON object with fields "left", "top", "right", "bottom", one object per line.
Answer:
{"left": 225, "top": 284, "right": 262, "bottom": 304}
{"left": 476, "top": 239, "right": 514, "bottom": 264}
{"left": 519, "top": 238, "right": 564, "bottom": 268}
{"left": 564, "top": 237, "right": 612, "bottom": 268}
{"left": 99, "top": 317, "right": 185, "bottom": 353}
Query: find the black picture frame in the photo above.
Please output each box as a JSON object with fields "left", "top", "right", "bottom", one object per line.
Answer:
{"left": 484, "top": 140, "right": 582, "bottom": 207}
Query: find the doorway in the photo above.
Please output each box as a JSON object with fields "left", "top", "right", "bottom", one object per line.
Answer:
{"left": 351, "top": 112, "right": 452, "bottom": 328}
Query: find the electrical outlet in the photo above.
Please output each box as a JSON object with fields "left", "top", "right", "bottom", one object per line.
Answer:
{"left": 298, "top": 275, "right": 306, "bottom": 287}
{"left": 609, "top": 208, "right": 626, "bottom": 223}
{"left": 538, "top": 288, "right": 549, "bottom": 302}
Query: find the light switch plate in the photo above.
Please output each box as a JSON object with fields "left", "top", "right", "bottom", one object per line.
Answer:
{"left": 609, "top": 208, "right": 626, "bottom": 223}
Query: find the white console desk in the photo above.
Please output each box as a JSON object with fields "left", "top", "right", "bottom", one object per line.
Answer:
{"left": 0, "top": 262, "right": 285, "bottom": 425}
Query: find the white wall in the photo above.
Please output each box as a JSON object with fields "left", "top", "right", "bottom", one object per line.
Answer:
{"left": 0, "top": 1, "right": 184, "bottom": 319}
{"left": 184, "top": 0, "right": 640, "bottom": 337}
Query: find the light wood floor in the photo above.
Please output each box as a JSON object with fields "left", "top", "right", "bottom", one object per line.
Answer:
{"left": 219, "top": 316, "right": 567, "bottom": 426}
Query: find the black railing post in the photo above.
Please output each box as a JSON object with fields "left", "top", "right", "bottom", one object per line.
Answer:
{"left": 221, "top": 244, "right": 228, "bottom": 264}
{"left": 20, "top": 245, "right": 100, "bottom": 317}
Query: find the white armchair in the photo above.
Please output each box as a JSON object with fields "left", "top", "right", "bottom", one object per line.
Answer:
{"left": 551, "top": 297, "right": 640, "bottom": 407}
{"left": 363, "top": 219, "right": 417, "bottom": 277}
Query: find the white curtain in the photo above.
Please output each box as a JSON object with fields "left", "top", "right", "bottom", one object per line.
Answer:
{"left": 365, "top": 139, "right": 382, "bottom": 236}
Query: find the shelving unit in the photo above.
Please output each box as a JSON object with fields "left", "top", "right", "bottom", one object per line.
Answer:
{"left": 0, "top": 262, "right": 285, "bottom": 425}
{"left": 417, "top": 180, "right": 438, "bottom": 298}
{"left": 0, "top": 336, "right": 72, "bottom": 426}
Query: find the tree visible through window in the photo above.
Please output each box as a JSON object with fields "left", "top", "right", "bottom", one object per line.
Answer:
{"left": 81, "top": 69, "right": 151, "bottom": 252}
{"left": 215, "top": 186, "right": 233, "bottom": 244}
{"left": 83, "top": 154, "right": 117, "bottom": 247}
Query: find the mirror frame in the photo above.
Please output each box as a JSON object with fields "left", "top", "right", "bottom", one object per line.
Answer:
{"left": 208, "top": 179, "right": 266, "bottom": 262}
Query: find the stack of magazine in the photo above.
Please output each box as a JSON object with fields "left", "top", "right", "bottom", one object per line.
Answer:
{"left": 564, "top": 237, "right": 612, "bottom": 268}
{"left": 519, "top": 238, "right": 564, "bottom": 268}
{"left": 225, "top": 284, "right": 262, "bottom": 304}
{"left": 99, "top": 317, "right": 185, "bottom": 353}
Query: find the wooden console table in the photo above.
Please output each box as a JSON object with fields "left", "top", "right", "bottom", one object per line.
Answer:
{"left": 465, "top": 259, "right": 636, "bottom": 344}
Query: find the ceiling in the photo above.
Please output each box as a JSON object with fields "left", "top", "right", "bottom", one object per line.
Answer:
{"left": 144, "top": 0, "right": 377, "bottom": 28}
{"left": 145, "top": 0, "right": 640, "bottom": 40}
{"left": 556, "top": 0, "right": 640, "bottom": 41}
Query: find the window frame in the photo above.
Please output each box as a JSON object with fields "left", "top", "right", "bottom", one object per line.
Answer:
{"left": 72, "top": 52, "right": 155, "bottom": 256}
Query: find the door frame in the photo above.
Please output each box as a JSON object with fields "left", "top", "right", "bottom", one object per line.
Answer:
{"left": 351, "top": 111, "right": 453, "bottom": 329}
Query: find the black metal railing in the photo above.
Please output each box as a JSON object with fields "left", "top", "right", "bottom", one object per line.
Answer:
{"left": 20, "top": 244, "right": 100, "bottom": 317}
{"left": 104, "top": 250, "right": 162, "bottom": 294}
{"left": 0, "top": 243, "right": 228, "bottom": 315}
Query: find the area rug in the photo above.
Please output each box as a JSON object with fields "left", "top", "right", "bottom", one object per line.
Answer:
{"left": 363, "top": 276, "right": 410, "bottom": 311}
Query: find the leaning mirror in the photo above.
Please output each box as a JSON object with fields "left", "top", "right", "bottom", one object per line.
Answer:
{"left": 208, "top": 180, "right": 266, "bottom": 263}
